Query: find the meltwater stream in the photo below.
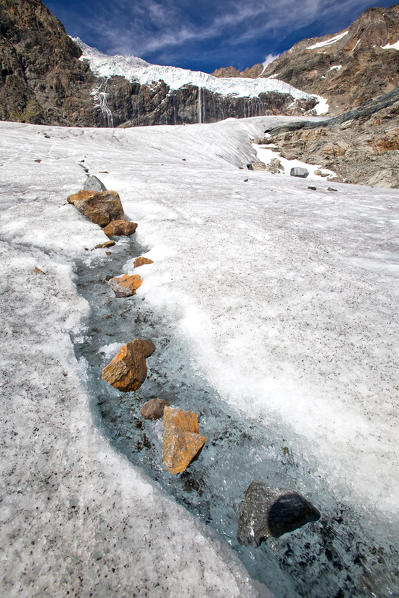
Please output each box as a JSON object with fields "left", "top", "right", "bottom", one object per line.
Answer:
{"left": 72, "top": 239, "right": 399, "bottom": 598}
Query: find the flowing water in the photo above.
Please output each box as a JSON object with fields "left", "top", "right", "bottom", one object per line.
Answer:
{"left": 72, "top": 239, "right": 399, "bottom": 598}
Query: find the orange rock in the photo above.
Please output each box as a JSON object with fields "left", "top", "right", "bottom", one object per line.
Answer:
{"left": 67, "top": 190, "right": 124, "bottom": 227}
{"left": 108, "top": 274, "right": 142, "bottom": 297}
{"left": 134, "top": 256, "right": 154, "bottom": 268}
{"left": 162, "top": 407, "right": 206, "bottom": 474}
{"left": 103, "top": 220, "right": 137, "bottom": 238}
{"left": 94, "top": 240, "right": 115, "bottom": 249}
{"left": 101, "top": 339, "right": 155, "bottom": 392}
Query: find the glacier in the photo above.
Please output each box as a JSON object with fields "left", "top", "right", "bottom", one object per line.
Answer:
{"left": 74, "top": 38, "right": 329, "bottom": 115}
{"left": 0, "top": 116, "right": 398, "bottom": 597}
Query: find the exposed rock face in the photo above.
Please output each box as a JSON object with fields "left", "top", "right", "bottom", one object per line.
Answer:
{"left": 214, "top": 5, "right": 399, "bottom": 115}
{"left": 101, "top": 340, "right": 155, "bottom": 392}
{"left": 140, "top": 398, "right": 169, "bottom": 421}
{"left": 83, "top": 175, "right": 106, "bottom": 192}
{"left": 0, "top": 0, "right": 103, "bottom": 126}
{"left": 134, "top": 256, "right": 154, "bottom": 268}
{"left": 237, "top": 482, "right": 320, "bottom": 547}
{"left": 67, "top": 190, "right": 124, "bottom": 227}
{"left": 162, "top": 407, "right": 206, "bottom": 475}
{"left": 107, "top": 274, "right": 142, "bottom": 297}
{"left": 103, "top": 220, "right": 137, "bottom": 238}
{"left": 260, "top": 86, "right": 399, "bottom": 188}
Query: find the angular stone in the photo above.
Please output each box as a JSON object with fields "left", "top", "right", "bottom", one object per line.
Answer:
{"left": 108, "top": 274, "right": 142, "bottom": 297}
{"left": 247, "top": 161, "right": 267, "bottom": 171}
{"left": 134, "top": 256, "right": 154, "bottom": 268}
{"left": 94, "top": 240, "right": 115, "bottom": 249}
{"left": 67, "top": 190, "right": 124, "bottom": 227}
{"left": 140, "top": 398, "right": 169, "bottom": 420}
{"left": 237, "top": 481, "right": 320, "bottom": 547}
{"left": 103, "top": 220, "right": 137, "bottom": 238}
{"left": 290, "top": 167, "right": 309, "bottom": 178}
{"left": 163, "top": 407, "right": 206, "bottom": 475}
{"left": 83, "top": 175, "right": 106, "bottom": 192}
{"left": 266, "top": 158, "right": 284, "bottom": 174}
{"left": 101, "top": 339, "right": 155, "bottom": 392}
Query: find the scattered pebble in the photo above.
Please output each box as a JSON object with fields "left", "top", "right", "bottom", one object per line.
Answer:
{"left": 308, "top": 186, "right": 317, "bottom": 190}
{"left": 328, "top": 187, "right": 338, "bottom": 192}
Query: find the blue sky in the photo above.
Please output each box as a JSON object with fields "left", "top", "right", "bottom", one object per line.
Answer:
{"left": 45, "top": 0, "right": 396, "bottom": 72}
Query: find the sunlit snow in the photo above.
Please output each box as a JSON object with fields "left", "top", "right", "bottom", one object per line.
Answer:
{"left": 382, "top": 40, "right": 399, "bottom": 50}
{"left": 1, "top": 116, "right": 398, "bottom": 595}
{"left": 307, "top": 31, "right": 349, "bottom": 50}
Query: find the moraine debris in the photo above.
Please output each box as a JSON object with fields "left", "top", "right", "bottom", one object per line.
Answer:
{"left": 134, "top": 256, "right": 154, "bottom": 268}
{"left": 140, "top": 398, "right": 169, "bottom": 421}
{"left": 163, "top": 407, "right": 206, "bottom": 475}
{"left": 67, "top": 190, "right": 124, "bottom": 227}
{"left": 107, "top": 274, "right": 142, "bottom": 297}
{"left": 101, "top": 339, "right": 155, "bottom": 392}
{"left": 103, "top": 219, "right": 137, "bottom": 238}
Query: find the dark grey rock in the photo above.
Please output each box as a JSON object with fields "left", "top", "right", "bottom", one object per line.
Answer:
{"left": 237, "top": 481, "right": 320, "bottom": 547}
{"left": 290, "top": 167, "right": 309, "bottom": 178}
{"left": 83, "top": 175, "right": 106, "bottom": 192}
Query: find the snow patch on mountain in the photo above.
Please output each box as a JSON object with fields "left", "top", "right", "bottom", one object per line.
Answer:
{"left": 73, "top": 38, "right": 328, "bottom": 114}
{"left": 382, "top": 40, "right": 399, "bottom": 50}
{"left": 307, "top": 30, "right": 348, "bottom": 50}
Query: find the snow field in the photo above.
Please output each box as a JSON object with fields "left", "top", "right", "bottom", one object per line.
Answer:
{"left": 1, "top": 115, "right": 398, "bottom": 595}
{"left": 0, "top": 121, "right": 267, "bottom": 597}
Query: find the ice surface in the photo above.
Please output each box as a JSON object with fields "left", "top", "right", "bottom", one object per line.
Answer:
{"left": 1, "top": 116, "right": 398, "bottom": 596}
{"left": 74, "top": 38, "right": 328, "bottom": 114}
{"left": 307, "top": 31, "right": 349, "bottom": 50}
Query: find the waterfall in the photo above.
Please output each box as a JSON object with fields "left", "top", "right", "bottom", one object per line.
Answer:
{"left": 92, "top": 78, "right": 114, "bottom": 128}
{"left": 198, "top": 87, "right": 202, "bottom": 124}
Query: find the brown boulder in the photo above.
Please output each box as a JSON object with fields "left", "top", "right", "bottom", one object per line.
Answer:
{"left": 162, "top": 407, "right": 206, "bottom": 475}
{"left": 101, "top": 340, "right": 155, "bottom": 392}
{"left": 108, "top": 274, "right": 142, "bottom": 297}
{"left": 134, "top": 256, "right": 154, "bottom": 268}
{"left": 67, "top": 190, "right": 124, "bottom": 227}
{"left": 103, "top": 220, "right": 137, "bottom": 238}
{"left": 140, "top": 398, "right": 169, "bottom": 420}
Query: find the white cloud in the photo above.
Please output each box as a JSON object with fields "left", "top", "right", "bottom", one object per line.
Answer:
{"left": 263, "top": 53, "right": 280, "bottom": 67}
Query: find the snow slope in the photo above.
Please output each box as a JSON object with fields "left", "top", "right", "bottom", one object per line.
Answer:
{"left": 74, "top": 38, "right": 328, "bottom": 114}
{"left": 0, "top": 120, "right": 271, "bottom": 598}
{"left": 1, "top": 116, "right": 398, "bottom": 595}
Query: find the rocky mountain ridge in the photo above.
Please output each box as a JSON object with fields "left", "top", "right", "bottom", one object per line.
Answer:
{"left": 213, "top": 4, "right": 399, "bottom": 114}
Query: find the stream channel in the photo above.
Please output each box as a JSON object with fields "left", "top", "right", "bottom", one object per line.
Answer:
{"left": 72, "top": 236, "right": 398, "bottom": 598}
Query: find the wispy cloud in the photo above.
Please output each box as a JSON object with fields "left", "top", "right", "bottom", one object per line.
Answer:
{"left": 47, "top": 0, "right": 394, "bottom": 69}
